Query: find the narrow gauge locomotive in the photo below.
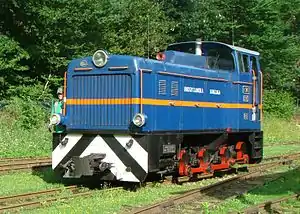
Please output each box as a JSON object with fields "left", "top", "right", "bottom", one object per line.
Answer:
{"left": 49, "top": 41, "right": 263, "bottom": 183}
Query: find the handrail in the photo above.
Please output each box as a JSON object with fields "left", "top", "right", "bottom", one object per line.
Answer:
{"left": 251, "top": 70, "right": 256, "bottom": 108}
{"left": 140, "top": 69, "right": 143, "bottom": 114}
{"left": 63, "top": 72, "right": 67, "bottom": 116}
{"left": 259, "top": 70, "right": 263, "bottom": 121}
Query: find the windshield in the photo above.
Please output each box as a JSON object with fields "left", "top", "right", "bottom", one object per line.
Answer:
{"left": 166, "top": 42, "right": 235, "bottom": 71}
{"left": 167, "top": 42, "right": 196, "bottom": 54}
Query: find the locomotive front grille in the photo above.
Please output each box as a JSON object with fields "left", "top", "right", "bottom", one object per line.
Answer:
{"left": 69, "top": 74, "right": 132, "bottom": 129}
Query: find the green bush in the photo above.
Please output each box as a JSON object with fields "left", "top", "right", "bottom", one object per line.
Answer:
{"left": 3, "top": 84, "right": 53, "bottom": 129}
{"left": 263, "top": 89, "right": 295, "bottom": 119}
{"left": 7, "top": 83, "right": 53, "bottom": 103}
{"left": 0, "top": 97, "right": 52, "bottom": 157}
{"left": 4, "top": 97, "right": 50, "bottom": 129}
{"left": 0, "top": 110, "right": 52, "bottom": 157}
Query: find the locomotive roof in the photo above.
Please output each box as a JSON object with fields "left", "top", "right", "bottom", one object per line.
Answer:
{"left": 167, "top": 41, "right": 260, "bottom": 56}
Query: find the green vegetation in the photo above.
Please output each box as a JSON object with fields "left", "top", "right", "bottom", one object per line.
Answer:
{"left": 0, "top": 87, "right": 52, "bottom": 157}
{"left": 263, "top": 115, "right": 300, "bottom": 145}
{"left": 0, "top": 169, "right": 63, "bottom": 196}
{"left": 263, "top": 90, "right": 296, "bottom": 119}
{"left": 264, "top": 144, "right": 300, "bottom": 157}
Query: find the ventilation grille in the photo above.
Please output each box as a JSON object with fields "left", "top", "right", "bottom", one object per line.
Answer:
{"left": 158, "top": 80, "right": 167, "bottom": 95}
{"left": 69, "top": 74, "right": 132, "bottom": 128}
{"left": 171, "top": 81, "right": 178, "bottom": 96}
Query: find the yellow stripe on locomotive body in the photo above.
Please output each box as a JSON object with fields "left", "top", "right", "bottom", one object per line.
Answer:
{"left": 66, "top": 98, "right": 261, "bottom": 110}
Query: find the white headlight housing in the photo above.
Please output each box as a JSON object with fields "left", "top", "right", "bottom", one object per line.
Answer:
{"left": 50, "top": 114, "right": 61, "bottom": 125}
{"left": 92, "top": 50, "right": 108, "bottom": 67}
{"left": 132, "top": 113, "right": 146, "bottom": 127}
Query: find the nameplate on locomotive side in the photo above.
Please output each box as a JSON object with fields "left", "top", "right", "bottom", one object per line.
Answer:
{"left": 184, "top": 86, "right": 204, "bottom": 94}
{"left": 163, "top": 144, "right": 176, "bottom": 154}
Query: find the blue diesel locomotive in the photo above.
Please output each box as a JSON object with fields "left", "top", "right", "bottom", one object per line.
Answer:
{"left": 49, "top": 41, "right": 263, "bottom": 183}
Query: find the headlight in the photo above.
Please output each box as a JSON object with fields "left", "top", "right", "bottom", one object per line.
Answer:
{"left": 92, "top": 50, "right": 108, "bottom": 67}
{"left": 132, "top": 113, "right": 146, "bottom": 127}
{"left": 50, "top": 114, "right": 61, "bottom": 125}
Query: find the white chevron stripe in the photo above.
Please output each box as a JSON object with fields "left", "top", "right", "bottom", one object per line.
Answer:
{"left": 114, "top": 135, "right": 148, "bottom": 172}
{"left": 80, "top": 135, "right": 139, "bottom": 182}
{"left": 52, "top": 134, "right": 83, "bottom": 169}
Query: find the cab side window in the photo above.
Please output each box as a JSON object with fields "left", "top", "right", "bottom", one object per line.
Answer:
{"left": 238, "top": 53, "right": 249, "bottom": 72}
{"left": 250, "top": 56, "right": 258, "bottom": 73}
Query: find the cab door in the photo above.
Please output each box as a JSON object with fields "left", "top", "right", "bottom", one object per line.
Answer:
{"left": 250, "top": 56, "right": 261, "bottom": 122}
{"left": 237, "top": 53, "right": 259, "bottom": 129}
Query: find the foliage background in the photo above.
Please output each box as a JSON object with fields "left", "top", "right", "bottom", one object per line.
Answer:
{"left": 0, "top": 0, "right": 299, "bottom": 156}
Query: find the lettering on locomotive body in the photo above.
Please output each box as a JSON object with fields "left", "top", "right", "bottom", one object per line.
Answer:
{"left": 184, "top": 86, "right": 204, "bottom": 94}
{"left": 242, "top": 86, "right": 250, "bottom": 94}
{"left": 209, "top": 89, "right": 221, "bottom": 95}
{"left": 80, "top": 60, "right": 88, "bottom": 67}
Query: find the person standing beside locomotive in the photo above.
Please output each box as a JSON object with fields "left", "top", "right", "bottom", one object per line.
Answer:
{"left": 50, "top": 87, "right": 65, "bottom": 133}
{"left": 54, "top": 87, "right": 64, "bottom": 114}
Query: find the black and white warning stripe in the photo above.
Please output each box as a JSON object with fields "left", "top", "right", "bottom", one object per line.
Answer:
{"left": 52, "top": 134, "right": 148, "bottom": 182}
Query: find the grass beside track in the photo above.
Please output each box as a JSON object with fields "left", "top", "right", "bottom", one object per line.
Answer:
{"left": 20, "top": 175, "right": 241, "bottom": 214}
{"left": 0, "top": 148, "right": 298, "bottom": 213}
{"left": 16, "top": 161, "right": 298, "bottom": 214}
{"left": 0, "top": 169, "right": 64, "bottom": 196}
{"left": 206, "top": 162, "right": 300, "bottom": 213}
{"left": 161, "top": 162, "right": 300, "bottom": 214}
{"left": 264, "top": 144, "right": 300, "bottom": 158}
{"left": 0, "top": 113, "right": 51, "bottom": 158}
{"left": 263, "top": 116, "right": 300, "bottom": 145}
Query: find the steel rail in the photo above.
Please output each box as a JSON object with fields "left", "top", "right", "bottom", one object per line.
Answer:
{"left": 265, "top": 142, "right": 300, "bottom": 148}
{"left": 243, "top": 193, "right": 300, "bottom": 213}
{"left": 129, "top": 157, "right": 299, "bottom": 214}
{"left": 262, "top": 152, "right": 300, "bottom": 162}
{"left": 0, "top": 157, "right": 50, "bottom": 162}
{"left": 0, "top": 159, "right": 51, "bottom": 172}
{"left": 0, "top": 185, "right": 78, "bottom": 203}
{"left": 0, "top": 186, "right": 122, "bottom": 212}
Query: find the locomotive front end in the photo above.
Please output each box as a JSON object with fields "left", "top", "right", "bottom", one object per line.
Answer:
{"left": 51, "top": 50, "right": 148, "bottom": 183}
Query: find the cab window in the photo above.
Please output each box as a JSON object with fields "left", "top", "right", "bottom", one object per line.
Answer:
{"left": 238, "top": 53, "right": 249, "bottom": 72}
{"left": 206, "top": 48, "right": 234, "bottom": 71}
{"left": 167, "top": 43, "right": 195, "bottom": 54}
{"left": 167, "top": 42, "right": 235, "bottom": 72}
{"left": 250, "top": 56, "right": 258, "bottom": 72}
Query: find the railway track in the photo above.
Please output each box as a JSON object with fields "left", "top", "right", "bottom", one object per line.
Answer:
{"left": 0, "top": 157, "right": 51, "bottom": 173}
{"left": 0, "top": 185, "right": 123, "bottom": 212}
{"left": 0, "top": 156, "right": 50, "bottom": 162}
{"left": 0, "top": 144, "right": 297, "bottom": 174}
{"left": 129, "top": 155, "right": 300, "bottom": 214}
{"left": 0, "top": 157, "right": 295, "bottom": 214}
{"left": 262, "top": 152, "right": 300, "bottom": 163}
{"left": 264, "top": 142, "right": 300, "bottom": 148}
{"left": 242, "top": 193, "right": 300, "bottom": 213}
{"left": 0, "top": 152, "right": 299, "bottom": 213}
{"left": 0, "top": 153, "right": 282, "bottom": 174}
